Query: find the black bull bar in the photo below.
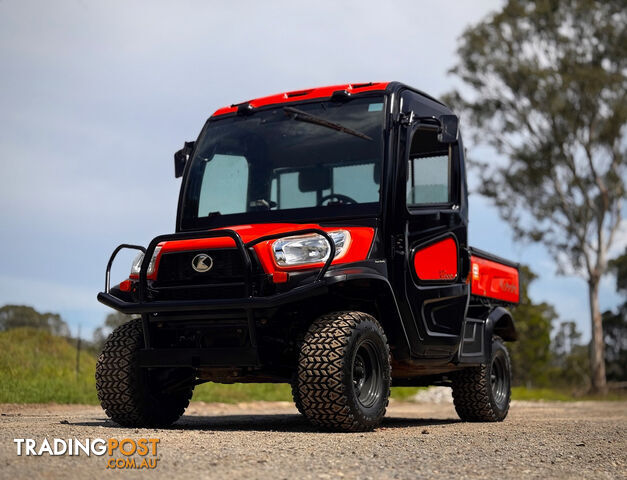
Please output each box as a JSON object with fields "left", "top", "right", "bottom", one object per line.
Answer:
{"left": 97, "top": 228, "right": 335, "bottom": 368}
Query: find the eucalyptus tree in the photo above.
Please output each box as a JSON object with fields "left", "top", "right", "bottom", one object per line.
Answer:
{"left": 446, "top": 0, "right": 626, "bottom": 391}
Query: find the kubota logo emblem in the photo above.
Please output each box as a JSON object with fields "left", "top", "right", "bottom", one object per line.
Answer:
{"left": 191, "top": 254, "right": 213, "bottom": 273}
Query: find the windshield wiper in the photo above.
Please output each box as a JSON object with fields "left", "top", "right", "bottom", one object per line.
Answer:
{"left": 283, "top": 106, "right": 372, "bottom": 141}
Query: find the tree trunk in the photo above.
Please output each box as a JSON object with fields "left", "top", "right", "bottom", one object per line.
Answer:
{"left": 588, "top": 278, "right": 607, "bottom": 393}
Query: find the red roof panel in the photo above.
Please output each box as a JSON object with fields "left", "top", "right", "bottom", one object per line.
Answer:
{"left": 211, "top": 82, "right": 389, "bottom": 117}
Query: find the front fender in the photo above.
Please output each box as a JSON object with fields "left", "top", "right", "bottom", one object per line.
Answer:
{"left": 324, "top": 265, "right": 413, "bottom": 359}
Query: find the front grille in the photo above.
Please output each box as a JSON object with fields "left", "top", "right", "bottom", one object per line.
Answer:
{"left": 155, "top": 248, "right": 246, "bottom": 287}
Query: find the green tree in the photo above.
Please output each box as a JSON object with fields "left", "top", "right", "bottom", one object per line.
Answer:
{"left": 509, "top": 266, "right": 556, "bottom": 387}
{"left": 611, "top": 248, "right": 627, "bottom": 293}
{"left": 446, "top": 0, "right": 626, "bottom": 392}
{"left": 602, "top": 309, "right": 626, "bottom": 382}
{"left": 93, "top": 311, "right": 132, "bottom": 351}
{"left": 0, "top": 305, "right": 70, "bottom": 337}
{"left": 602, "top": 249, "right": 627, "bottom": 382}
{"left": 552, "top": 321, "right": 590, "bottom": 388}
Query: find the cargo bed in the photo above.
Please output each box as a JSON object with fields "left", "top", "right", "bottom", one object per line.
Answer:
{"left": 468, "top": 247, "right": 520, "bottom": 305}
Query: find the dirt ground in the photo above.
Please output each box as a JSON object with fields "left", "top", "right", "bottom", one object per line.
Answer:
{"left": 0, "top": 400, "right": 625, "bottom": 479}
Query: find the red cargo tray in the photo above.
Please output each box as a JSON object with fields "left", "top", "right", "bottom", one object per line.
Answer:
{"left": 469, "top": 248, "right": 520, "bottom": 304}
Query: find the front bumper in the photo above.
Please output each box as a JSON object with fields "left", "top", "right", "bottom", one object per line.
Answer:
{"left": 98, "top": 228, "right": 336, "bottom": 368}
{"left": 97, "top": 281, "right": 328, "bottom": 314}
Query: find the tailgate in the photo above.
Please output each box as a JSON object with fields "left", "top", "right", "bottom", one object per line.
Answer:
{"left": 469, "top": 247, "right": 520, "bottom": 304}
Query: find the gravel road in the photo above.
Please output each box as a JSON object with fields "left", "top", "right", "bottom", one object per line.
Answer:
{"left": 1, "top": 399, "right": 625, "bottom": 479}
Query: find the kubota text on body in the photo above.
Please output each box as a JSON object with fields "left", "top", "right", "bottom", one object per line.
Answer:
{"left": 97, "top": 82, "right": 520, "bottom": 431}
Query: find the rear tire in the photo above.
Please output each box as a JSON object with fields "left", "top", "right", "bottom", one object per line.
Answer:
{"left": 96, "top": 318, "right": 195, "bottom": 427}
{"left": 296, "top": 311, "right": 391, "bottom": 432}
{"left": 452, "top": 336, "right": 511, "bottom": 422}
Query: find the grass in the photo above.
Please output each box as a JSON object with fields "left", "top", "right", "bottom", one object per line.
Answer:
{"left": 511, "top": 386, "right": 626, "bottom": 402}
{"left": 193, "top": 383, "right": 292, "bottom": 403}
{"left": 0, "top": 328, "right": 98, "bottom": 404}
{"left": 389, "top": 387, "right": 427, "bottom": 401}
{"left": 511, "top": 386, "right": 575, "bottom": 402}
{"left": 1, "top": 328, "right": 624, "bottom": 404}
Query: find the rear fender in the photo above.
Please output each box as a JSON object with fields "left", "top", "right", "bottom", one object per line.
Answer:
{"left": 486, "top": 306, "right": 517, "bottom": 342}
{"left": 458, "top": 306, "right": 516, "bottom": 364}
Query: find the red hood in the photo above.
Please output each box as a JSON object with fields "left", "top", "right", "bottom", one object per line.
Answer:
{"left": 152, "top": 223, "right": 374, "bottom": 277}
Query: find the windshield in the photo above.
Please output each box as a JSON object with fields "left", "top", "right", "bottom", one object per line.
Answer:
{"left": 180, "top": 96, "right": 386, "bottom": 229}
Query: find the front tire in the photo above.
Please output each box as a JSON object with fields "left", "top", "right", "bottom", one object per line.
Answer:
{"left": 291, "top": 377, "right": 306, "bottom": 416}
{"left": 96, "top": 318, "right": 195, "bottom": 427}
{"left": 452, "top": 336, "right": 511, "bottom": 422}
{"left": 295, "top": 311, "right": 391, "bottom": 432}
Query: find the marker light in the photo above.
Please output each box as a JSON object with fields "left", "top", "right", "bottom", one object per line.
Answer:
{"left": 130, "top": 246, "right": 162, "bottom": 277}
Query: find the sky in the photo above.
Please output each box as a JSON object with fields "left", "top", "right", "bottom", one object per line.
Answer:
{"left": 0, "top": 0, "right": 623, "bottom": 341}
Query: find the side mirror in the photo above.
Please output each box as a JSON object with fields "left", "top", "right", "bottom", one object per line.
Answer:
{"left": 438, "top": 115, "right": 459, "bottom": 143}
{"left": 174, "top": 141, "right": 195, "bottom": 178}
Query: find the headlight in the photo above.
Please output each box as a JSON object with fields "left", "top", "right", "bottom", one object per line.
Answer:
{"left": 130, "top": 246, "right": 162, "bottom": 276}
{"left": 272, "top": 230, "right": 350, "bottom": 266}
{"left": 130, "top": 252, "right": 144, "bottom": 276}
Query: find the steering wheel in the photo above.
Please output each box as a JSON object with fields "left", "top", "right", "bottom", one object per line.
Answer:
{"left": 318, "top": 193, "right": 357, "bottom": 206}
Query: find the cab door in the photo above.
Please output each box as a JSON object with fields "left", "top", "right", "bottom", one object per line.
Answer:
{"left": 391, "top": 92, "right": 470, "bottom": 359}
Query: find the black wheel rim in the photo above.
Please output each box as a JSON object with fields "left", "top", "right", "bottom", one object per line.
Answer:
{"left": 352, "top": 339, "right": 383, "bottom": 409}
{"left": 490, "top": 351, "right": 509, "bottom": 408}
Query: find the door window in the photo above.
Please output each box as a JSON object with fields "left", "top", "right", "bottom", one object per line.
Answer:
{"left": 406, "top": 130, "right": 450, "bottom": 206}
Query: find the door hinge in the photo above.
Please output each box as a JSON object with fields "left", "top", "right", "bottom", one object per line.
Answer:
{"left": 461, "top": 247, "right": 471, "bottom": 280}
{"left": 397, "top": 111, "right": 415, "bottom": 126}
{"left": 392, "top": 234, "right": 406, "bottom": 256}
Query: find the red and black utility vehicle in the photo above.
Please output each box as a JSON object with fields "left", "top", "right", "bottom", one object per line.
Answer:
{"left": 96, "top": 81, "right": 520, "bottom": 431}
